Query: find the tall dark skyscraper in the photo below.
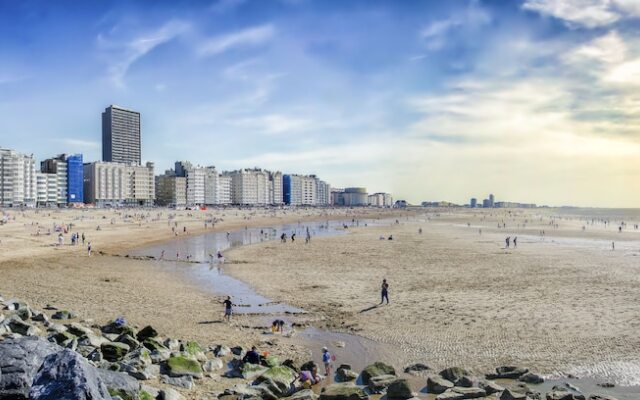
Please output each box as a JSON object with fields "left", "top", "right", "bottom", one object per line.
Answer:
{"left": 102, "top": 105, "right": 141, "bottom": 165}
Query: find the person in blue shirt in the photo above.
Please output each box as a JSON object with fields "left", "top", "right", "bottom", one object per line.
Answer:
{"left": 322, "top": 347, "right": 333, "bottom": 379}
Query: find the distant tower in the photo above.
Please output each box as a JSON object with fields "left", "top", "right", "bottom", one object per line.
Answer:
{"left": 470, "top": 198, "right": 477, "bottom": 208}
{"left": 489, "top": 193, "right": 495, "bottom": 207}
{"left": 102, "top": 105, "right": 141, "bottom": 165}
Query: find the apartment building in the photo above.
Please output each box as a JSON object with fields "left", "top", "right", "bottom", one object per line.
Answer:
{"left": 204, "top": 167, "right": 232, "bottom": 205}
{"left": 227, "top": 168, "right": 271, "bottom": 205}
{"left": 155, "top": 170, "right": 187, "bottom": 207}
{"left": 83, "top": 161, "right": 154, "bottom": 206}
{"left": 368, "top": 192, "right": 393, "bottom": 207}
{"left": 0, "top": 147, "right": 36, "bottom": 207}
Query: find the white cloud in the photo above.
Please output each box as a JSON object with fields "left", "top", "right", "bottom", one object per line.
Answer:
{"left": 522, "top": 0, "right": 640, "bottom": 28}
{"left": 605, "top": 58, "right": 640, "bottom": 86}
{"left": 197, "top": 24, "right": 275, "bottom": 57}
{"left": 233, "top": 114, "right": 311, "bottom": 135}
{"left": 564, "top": 31, "right": 626, "bottom": 65}
{"left": 99, "top": 20, "right": 190, "bottom": 87}
{"left": 57, "top": 139, "right": 100, "bottom": 149}
{"left": 420, "top": 0, "right": 491, "bottom": 50}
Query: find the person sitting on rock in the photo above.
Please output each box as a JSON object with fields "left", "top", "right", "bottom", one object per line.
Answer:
{"left": 243, "top": 346, "right": 261, "bottom": 365}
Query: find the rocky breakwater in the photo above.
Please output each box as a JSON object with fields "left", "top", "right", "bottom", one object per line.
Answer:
{"left": 0, "top": 295, "right": 624, "bottom": 400}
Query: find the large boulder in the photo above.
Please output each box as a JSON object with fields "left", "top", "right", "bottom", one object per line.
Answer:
{"left": 95, "top": 369, "right": 140, "bottom": 395}
{"left": 336, "top": 365, "right": 358, "bottom": 382}
{"left": 28, "top": 349, "right": 111, "bottom": 400}
{"left": 320, "top": 383, "right": 368, "bottom": 400}
{"left": 587, "top": 396, "right": 618, "bottom": 400}
{"left": 5, "top": 315, "right": 40, "bottom": 336}
{"left": 283, "top": 389, "right": 319, "bottom": 400}
{"left": 254, "top": 366, "right": 297, "bottom": 397}
{"left": 240, "top": 363, "right": 269, "bottom": 379}
{"left": 404, "top": 363, "right": 430, "bottom": 374}
{"left": 360, "top": 362, "right": 396, "bottom": 385}
{"left": 435, "top": 387, "right": 486, "bottom": 400}
{"left": 426, "top": 376, "right": 454, "bottom": 394}
{"left": 500, "top": 388, "right": 528, "bottom": 400}
{"left": 0, "top": 336, "right": 62, "bottom": 400}
{"left": 386, "top": 379, "right": 414, "bottom": 400}
{"left": 135, "top": 326, "right": 158, "bottom": 342}
{"left": 165, "top": 356, "right": 203, "bottom": 379}
{"left": 519, "top": 372, "right": 544, "bottom": 384}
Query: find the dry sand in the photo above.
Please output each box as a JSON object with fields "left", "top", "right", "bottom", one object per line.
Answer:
{"left": 225, "top": 209, "right": 640, "bottom": 381}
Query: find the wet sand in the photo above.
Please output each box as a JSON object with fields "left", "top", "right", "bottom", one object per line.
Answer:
{"left": 225, "top": 209, "right": 640, "bottom": 384}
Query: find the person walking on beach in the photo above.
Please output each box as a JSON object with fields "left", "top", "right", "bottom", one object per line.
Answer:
{"left": 223, "top": 296, "right": 233, "bottom": 322}
{"left": 513, "top": 237, "right": 517, "bottom": 248}
{"left": 612, "top": 242, "right": 615, "bottom": 251}
{"left": 82, "top": 232, "right": 85, "bottom": 245}
{"left": 87, "top": 242, "right": 92, "bottom": 256}
{"left": 322, "top": 347, "right": 333, "bottom": 379}
{"left": 380, "top": 279, "right": 389, "bottom": 304}
{"left": 505, "top": 237, "right": 510, "bottom": 248}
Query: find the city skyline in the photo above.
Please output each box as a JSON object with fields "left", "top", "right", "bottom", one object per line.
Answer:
{"left": 1, "top": 1, "right": 640, "bottom": 207}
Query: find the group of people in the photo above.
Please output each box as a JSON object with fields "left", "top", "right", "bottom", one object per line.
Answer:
{"left": 505, "top": 236, "right": 517, "bottom": 248}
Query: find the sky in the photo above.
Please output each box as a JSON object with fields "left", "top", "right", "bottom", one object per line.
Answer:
{"left": 1, "top": 0, "right": 639, "bottom": 207}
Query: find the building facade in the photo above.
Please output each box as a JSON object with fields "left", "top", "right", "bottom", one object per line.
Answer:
{"left": 368, "top": 192, "right": 393, "bottom": 207}
{"left": 102, "top": 105, "right": 141, "bottom": 165}
{"left": 83, "top": 161, "right": 154, "bottom": 206}
{"left": 0, "top": 148, "right": 36, "bottom": 207}
{"left": 204, "top": 167, "right": 232, "bottom": 205}
{"left": 41, "top": 155, "right": 68, "bottom": 206}
{"left": 228, "top": 168, "right": 271, "bottom": 205}
{"left": 156, "top": 170, "right": 187, "bottom": 207}
{"left": 35, "top": 172, "right": 58, "bottom": 207}
{"left": 66, "top": 154, "right": 84, "bottom": 204}
{"left": 333, "top": 187, "right": 368, "bottom": 206}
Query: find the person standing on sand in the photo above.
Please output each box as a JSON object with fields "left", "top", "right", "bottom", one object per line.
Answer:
{"left": 380, "top": 279, "right": 389, "bottom": 304}
{"left": 513, "top": 237, "right": 517, "bottom": 248}
{"left": 505, "top": 237, "right": 510, "bottom": 248}
{"left": 322, "top": 347, "right": 333, "bottom": 379}
{"left": 223, "top": 296, "right": 233, "bottom": 322}
{"left": 87, "top": 242, "right": 92, "bottom": 256}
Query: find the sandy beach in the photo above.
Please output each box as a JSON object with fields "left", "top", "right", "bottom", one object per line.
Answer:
{"left": 224, "top": 209, "right": 640, "bottom": 382}
{"left": 2, "top": 206, "right": 640, "bottom": 398}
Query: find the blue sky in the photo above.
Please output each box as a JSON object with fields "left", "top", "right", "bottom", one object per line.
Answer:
{"left": 1, "top": 0, "right": 640, "bottom": 207}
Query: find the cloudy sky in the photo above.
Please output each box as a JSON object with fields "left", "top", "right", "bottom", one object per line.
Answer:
{"left": 1, "top": 0, "right": 639, "bottom": 207}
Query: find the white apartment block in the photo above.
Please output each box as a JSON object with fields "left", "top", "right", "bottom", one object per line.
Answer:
{"left": 83, "top": 161, "right": 155, "bottom": 206}
{"left": 35, "top": 172, "right": 58, "bottom": 206}
{"left": 368, "top": 192, "right": 394, "bottom": 207}
{"left": 284, "top": 174, "right": 331, "bottom": 206}
{"left": 155, "top": 172, "right": 186, "bottom": 207}
{"left": 228, "top": 168, "right": 271, "bottom": 205}
{"left": 314, "top": 176, "right": 331, "bottom": 206}
{"left": 269, "top": 171, "right": 283, "bottom": 205}
{"left": 204, "top": 167, "right": 232, "bottom": 205}
{"left": 40, "top": 156, "right": 67, "bottom": 205}
{"left": 0, "top": 147, "right": 36, "bottom": 207}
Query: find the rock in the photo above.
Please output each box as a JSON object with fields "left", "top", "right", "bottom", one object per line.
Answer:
{"left": 32, "top": 312, "right": 49, "bottom": 324}
{"left": 0, "top": 336, "right": 62, "bottom": 400}
{"left": 386, "top": 379, "right": 414, "bottom": 400}
{"left": 160, "top": 375, "right": 193, "bottom": 390}
{"left": 439, "top": 367, "right": 470, "bottom": 383}
{"left": 164, "top": 338, "right": 180, "bottom": 352}
{"left": 336, "top": 365, "right": 358, "bottom": 382}
{"left": 6, "top": 315, "right": 40, "bottom": 336}
{"left": 159, "top": 387, "right": 185, "bottom": 400}
{"left": 360, "top": 362, "right": 396, "bottom": 385}
{"left": 213, "top": 345, "right": 231, "bottom": 357}
{"left": 368, "top": 374, "right": 397, "bottom": 393}
{"left": 28, "top": 349, "right": 111, "bottom": 400}
{"left": 454, "top": 376, "right": 479, "bottom": 388}
{"left": 51, "top": 310, "right": 76, "bottom": 320}
{"left": 240, "top": 363, "right": 269, "bottom": 379}
{"left": 135, "top": 326, "right": 158, "bottom": 342}
{"left": 478, "top": 380, "right": 504, "bottom": 395}
{"left": 140, "top": 384, "right": 160, "bottom": 400}
{"left": 15, "top": 307, "right": 33, "bottom": 321}
{"left": 79, "top": 332, "right": 109, "bottom": 348}
{"left": 181, "top": 341, "right": 203, "bottom": 356}
{"left": 254, "top": 366, "right": 297, "bottom": 396}
{"left": 149, "top": 348, "right": 171, "bottom": 364}
{"left": 46, "top": 323, "right": 68, "bottom": 334}
{"left": 283, "top": 389, "right": 318, "bottom": 400}
{"left": 435, "top": 387, "right": 486, "bottom": 400}
{"left": 101, "top": 342, "right": 130, "bottom": 362}
{"left": 51, "top": 331, "right": 77, "bottom": 347}
{"left": 142, "top": 338, "right": 167, "bottom": 353}
{"left": 65, "top": 323, "right": 94, "bottom": 337}
{"left": 404, "top": 363, "right": 430, "bottom": 374}
{"left": 264, "top": 355, "right": 280, "bottom": 368}
{"left": 102, "top": 321, "right": 136, "bottom": 337}
{"left": 587, "top": 395, "right": 618, "bottom": 400}
{"left": 500, "top": 388, "right": 528, "bottom": 400}
{"left": 546, "top": 391, "right": 581, "bottom": 400}
{"left": 231, "top": 346, "right": 244, "bottom": 356}
{"left": 115, "top": 334, "right": 140, "bottom": 350}
{"left": 225, "top": 383, "right": 274, "bottom": 400}
{"left": 165, "top": 356, "right": 203, "bottom": 379}
{"left": 119, "top": 348, "right": 154, "bottom": 380}
{"left": 95, "top": 369, "right": 140, "bottom": 395}
{"left": 596, "top": 383, "right": 615, "bottom": 388}
{"left": 487, "top": 366, "right": 529, "bottom": 380}
{"left": 519, "top": 372, "right": 544, "bottom": 384}
{"left": 319, "top": 383, "right": 368, "bottom": 400}
{"left": 427, "top": 376, "right": 454, "bottom": 394}
{"left": 203, "top": 358, "right": 224, "bottom": 372}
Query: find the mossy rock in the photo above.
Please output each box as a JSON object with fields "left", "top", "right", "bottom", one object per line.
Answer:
{"left": 439, "top": 367, "right": 469, "bottom": 382}
{"left": 166, "top": 355, "right": 203, "bottom": 378}
{"left": 257, "top": 365, "right": 296, "bottom": 385}
{"left": 102, "top": 320, "right": 136, "bottom": 337}
{"left": 320, "top": 383, "right": 368, "bottom": 400}
{"left": 52, "top": 330, "right": 77, "bottom": 346}
{"left": 139, "top": 390, "right": 154, "bottom": 400}
{"left": 136, "top": 325, "right": 158, "bottom": 341}
{"left": 101, "top": 341, "right": 131, "bottom": 362}
{"left": 241, "top": 363, "right": 269, "bottom": 379}
{"left": 264, "top": 355, "right": 280, "bottom": 368}
{"left": 142, "top": 337, "right": 167, "bottom": 352}
{"left": 107, "top": 388, "right": 139, "bottom": 400}
{"left": 116, "top": 333, "right": 140, "bottom": 350}
{"left": 360, "top": 362, "right": 396, "bottom": 385}
{"left": 183, "top": 340, "right": 203, "bottom": 355}
{"left": 52, "top": 310, "right": 76, "bottom": 320}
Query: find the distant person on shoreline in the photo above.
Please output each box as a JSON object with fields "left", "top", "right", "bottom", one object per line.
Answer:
{"left": 380, "top": 279, "right": 389, "bottom": 304}
{"left": 223, "top": 296, "right": 233, "bottom": 322}
{"left": 513, "top": 237, "right": 517, "bottom": 248}
{"left": 505, "top": 237, "right": 510, "bottom": 248}
{"left": 322, "top": 347, "right": 333, "bottom": 379}
{"left": 612, "top": 242, "right": 615, "bottom": 251}
{"left": 87, "top": 242, "right": 92, "bottom": 256}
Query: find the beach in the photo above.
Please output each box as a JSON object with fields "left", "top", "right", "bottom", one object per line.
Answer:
{"left": 1, "top": 207, "right": 640, "bottom": 398}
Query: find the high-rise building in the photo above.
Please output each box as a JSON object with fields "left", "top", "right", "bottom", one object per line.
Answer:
{"left": 35, "top": 172, "right": 58, "bottom": 207}
{"left": 204, "top": 167, "right": 232, "bottom": 205}
{"left": 0, "top": 147, "right": 36, "bottom": 207}
{"left": 489, "top": 193, "right": 495, "bottom": 207}
{"left": 283, "top": 174, "right": 331, "bottom": 206}
{"left": 175, "top": 161, "right": 205, "bottom": 206}
{"left": 368, "top": 192, "right": 393, "bottom": 207}
{"left": 470, "top": 198, "right": 477, "bottom": 208}
{"left": 228, "top": 168, "right": 270, "bottom": 205}
{"left": 102, "top": 105, "right": 141, "bottom": 165}
{"left": 269, "top": 171, "right": 283, "bottom": 205}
